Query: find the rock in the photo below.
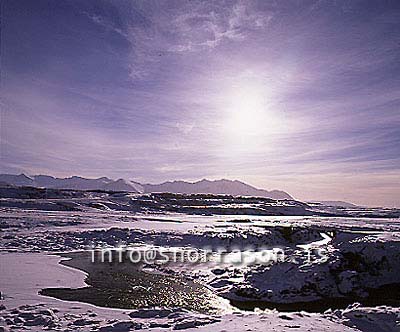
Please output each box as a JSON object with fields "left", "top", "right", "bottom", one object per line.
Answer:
{"left": 173, "top": 318, "right": 219, "bottom": 330}
{"left": 24, "top": 316, "right": 51, "bottom": 326}
{"left": 39, "top": 308, "right": 57, "bottom": 317}
{"left": 173, "top": 320, "right": 198, "bottom": 330}
{"left": 13, "top": 316, "right": 25, "bottom": 324}
{"left": 18, "top": 312, "right": 36, "bottom": 320}
{"left": 149, "top": 322, "right": 171, "bottom": 328}
{"left": 210, "top": 278, "right": 231, "bottom": 288}
{"left": 211, "top": 268, "right": 226, "bottom": 275}
{"left": 337, "top": 270, "right": 359, "bottom": 294}
{"left": 234, "top": 285, "right": 261, "bottom": 299}
{"left": 5, "top": 318, "right": 13, "bottom": 326}
{"left": 72, "top": 318, "right": 97, "bottom": 326}
{"left": 98, "top": 321, "right": 142, "bottom": 332}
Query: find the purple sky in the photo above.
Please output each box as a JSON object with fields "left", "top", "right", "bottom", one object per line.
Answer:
{"left": 1, "top": 0, "right": 400, "bottom": 206}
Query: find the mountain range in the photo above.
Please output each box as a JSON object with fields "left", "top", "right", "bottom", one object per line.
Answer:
{"left": 0, "top": 174, "right": 293, "bottom": 200}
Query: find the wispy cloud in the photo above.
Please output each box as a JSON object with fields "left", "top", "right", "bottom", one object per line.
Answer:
{"left": 82, "top": 1, "right": 274, "bottom": 79}
{"left": 82, "top": 11, "right": 129, "bottom": 39}
{"left": 168, "top": 1, "right": 273, "bottom": 52}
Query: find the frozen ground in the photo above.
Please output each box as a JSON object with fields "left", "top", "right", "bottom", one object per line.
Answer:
{"left": 1, "top": 191, "right": 400, "bottom": 331}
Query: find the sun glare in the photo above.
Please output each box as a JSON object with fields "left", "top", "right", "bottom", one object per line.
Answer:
{"left": 222, "top": 81, "right": 283, "bottom": 153}
{"left": 229, "top": 86, "right": 265, "bottom": 134}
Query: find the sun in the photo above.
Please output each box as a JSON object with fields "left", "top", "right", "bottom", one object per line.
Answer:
{"left": 228, "top": 85, "right": 266, "bottom": 135}
{"left": 218, "top": 78, "right": 288, "bottom": 157}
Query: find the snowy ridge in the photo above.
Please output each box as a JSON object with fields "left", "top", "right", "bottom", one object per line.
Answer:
{"left": 0, "top": 174, "right": 291, "bottom": 200}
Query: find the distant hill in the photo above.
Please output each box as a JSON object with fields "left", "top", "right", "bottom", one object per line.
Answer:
{"left": 316, "top": 200, "right": 357, "bottom": 208}
{"left": 143, "top": 179, "right": 292, "bottom": 199}
{"left": 0, "top": 174, "right": 292, "bottom": 200}
{"left": 310, "top": 201, "right": 357, "bottom": 208}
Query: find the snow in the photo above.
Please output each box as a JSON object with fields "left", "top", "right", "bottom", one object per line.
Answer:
{"left": 1, "top": 200, "right": 400, "bottom": 331}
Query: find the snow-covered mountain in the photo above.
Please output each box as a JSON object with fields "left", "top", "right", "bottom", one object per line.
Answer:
{"left": 0, "top": 174, "right": 292, "bottom": 199}
{"left": 102, "top": 179, "right": 144, "bottom": 193}
{"left": 33, "top": 175, "right": 114, "bottom": 191}
{"left": 0, "top": 174, "right": 35, "bottom": 187}
{"left": 0, "top": 174, "right": 142, "bottom": 193}
{"left": 143, "top": 179, "right": 292, "bottom": 199}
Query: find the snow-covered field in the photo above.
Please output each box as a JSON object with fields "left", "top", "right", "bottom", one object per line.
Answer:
{"left": 1, "top": 192, "right": 400, "bottom": 331}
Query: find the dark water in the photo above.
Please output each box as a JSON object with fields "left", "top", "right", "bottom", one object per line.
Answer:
{"left": 230, "top": 283, "right": 400, "bottom": 313}
{"left": 40, "top": 251, "right": 225, "bottom": 314}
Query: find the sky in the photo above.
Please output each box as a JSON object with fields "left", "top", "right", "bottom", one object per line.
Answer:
{"left": 1, "top": 0, "right": 400, "bottom": 207}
